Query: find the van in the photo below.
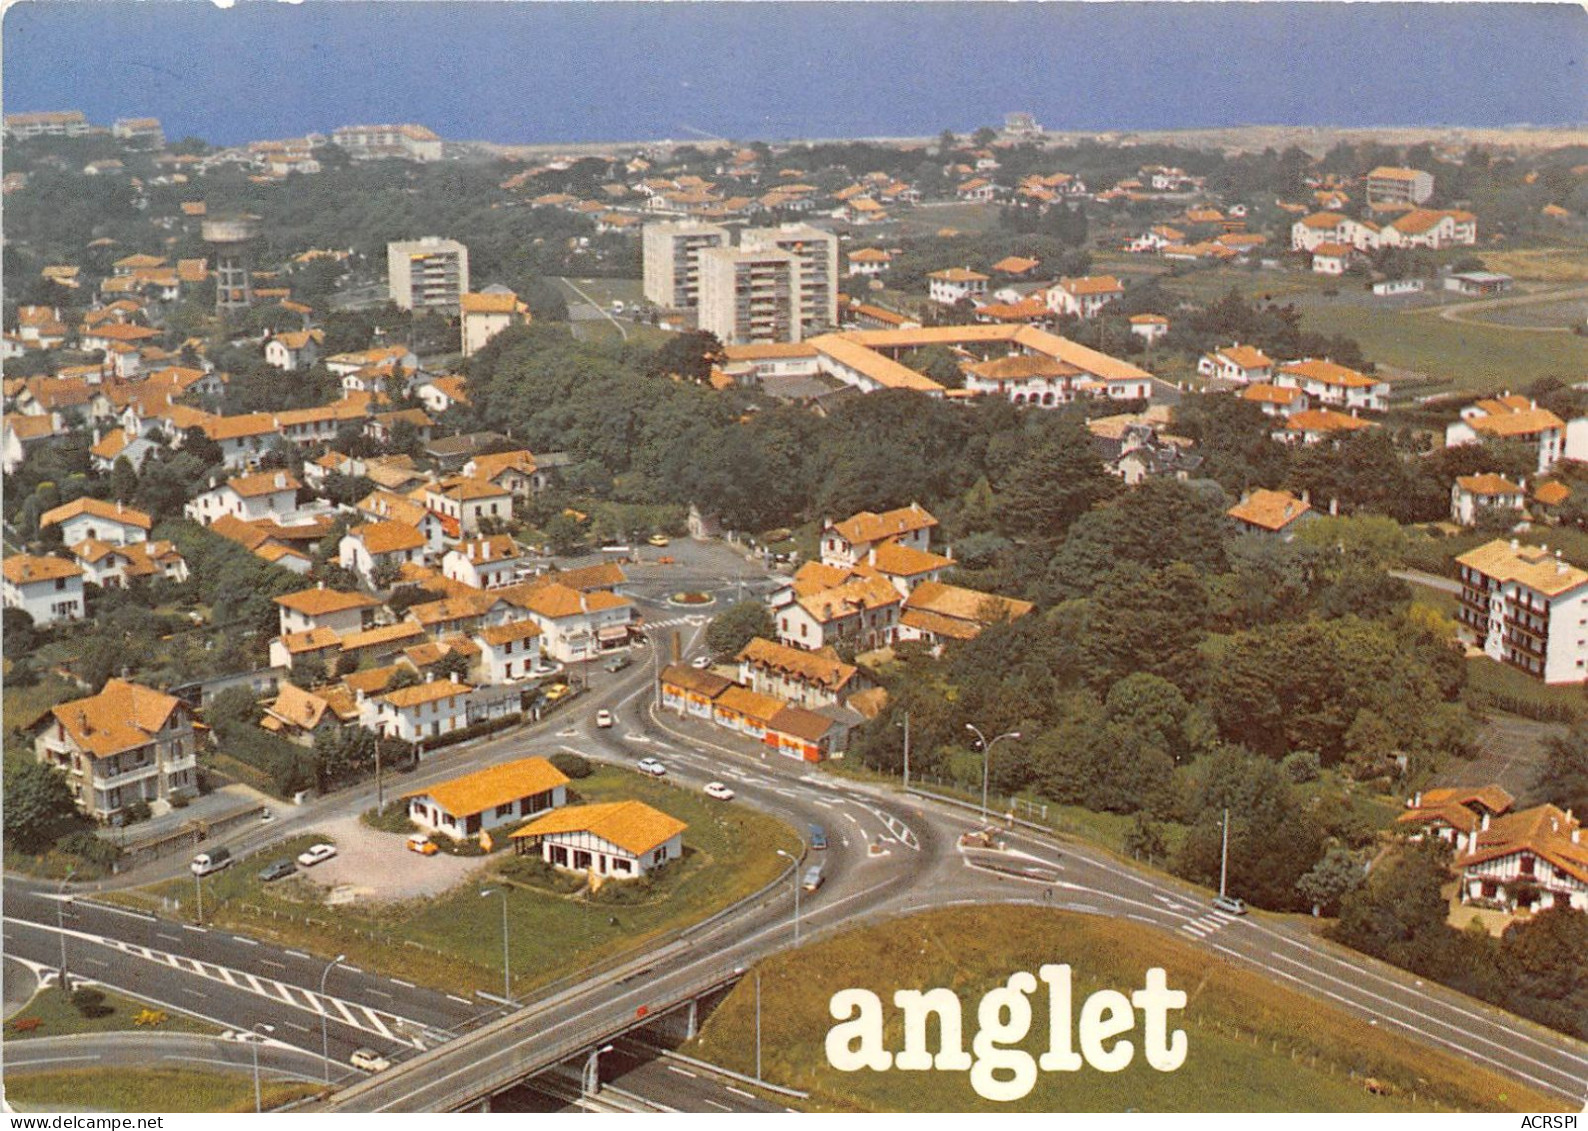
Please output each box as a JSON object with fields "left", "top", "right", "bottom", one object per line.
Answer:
{"left": 190, "top": 848, "right": 233, "bottom": 877}
{"left": 808, "top": 824, "right": 827, "bottom": 850}
{"left": 802, "top": 865, "right": 825, "bottom": 892}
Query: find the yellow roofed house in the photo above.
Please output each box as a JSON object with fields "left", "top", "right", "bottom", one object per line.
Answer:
{"left": 402, "top": 756, "right": 569, "bottom": 841}
{"left": 511, "top": 800, "right": 686, "bottom": 878}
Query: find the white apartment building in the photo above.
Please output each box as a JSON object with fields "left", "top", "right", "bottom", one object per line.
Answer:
{"left": 1456, "top": 539, "right": 1588, "bottom": 684}
{"left": 1290, "top": 212, "right": 1381, "bottom": 252}
{"left": 3, "top": 554, "right": 85, "bottom": 626}
{"left": 460, "top": 289, "right": 530, "bottom": 357}
{"left": 926, "top": 268, "right": 989, "bottom": 307}
{"left": 332, "top": 124, "right": 442, "bottom": 162}
{"left": 274, "top": 584, "right": 380, "bottom": 637}
{"left": 516, "top": 583, "right": 636, "bottom": 663}
{"left": 1047, "top": 275, "right": 1124, "bottom": 319}
{"left": 1445, "top": 395, "right": 1577, "bottom": 475}
{"left": 1365, "top": 165, "right": 1434, "bottom": 206}
{"left": 741, "top": 224, "right": 839, "bottom": 339}
{"left": 1274, "top": 359, "right": 1389, "bottom": 413}
{"left": 388, "top": 237, "right": 469, "bottom": 312}
{"left": 697, "top": 246, "right": 799, "bottom": 345}
{"left": 30, "top": 679, "right": 197, "bottom": 820}
{"left": 1450, "top": 474, "right": 1527, "bottom": 527}
{"left": 1198, "top": 344, "right": 1274, "bottom": 385}
{"left": 360, "top": 673, "right": 474, "bottom": 745}
{"left": 641, "top": 220, "right": 730, "bottom": 310}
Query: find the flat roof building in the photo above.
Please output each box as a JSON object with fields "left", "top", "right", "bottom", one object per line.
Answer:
{"left": 388, "top": 237, "right": 469, "bottom": 313}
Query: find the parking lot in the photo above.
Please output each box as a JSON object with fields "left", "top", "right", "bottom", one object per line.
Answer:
{"left": 283, "top": 813, "right": 497, "bottom": 903}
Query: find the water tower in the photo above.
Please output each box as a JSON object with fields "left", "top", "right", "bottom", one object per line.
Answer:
{"left": 201, "top": 214, "right": 261, "bottom": 314}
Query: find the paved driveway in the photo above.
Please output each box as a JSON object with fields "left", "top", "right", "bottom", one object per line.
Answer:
{"left": 289, "top": 814, "right": 497, "bottom": 903}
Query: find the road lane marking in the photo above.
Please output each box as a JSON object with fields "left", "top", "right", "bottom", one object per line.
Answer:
{"left": 156, "top": 932, "right": 181, "bottom": 942}
{"left": 232, "top": 935, "right": 259, "bottom": 946}
{"left": 183, "top": 988, "right": 208, "bottom": 998}
{"left": 667, "top": 1066, "right": 697, "bottom": 1078}
{"left": 447, "top": 994, "right": 471, "bottom": 1005}
{"left": 704, "top": 1101, "right": 731, "bottom": 1111}
{"left": 726, "top": 1087, "right": 756, "bottom": 1100}
{"left": 391, "top": 978, "right": 415, "bottom": 988}
{"left": 8, "top": 1056, "right": 98, "bottom": 1066}
{"left": 261, "top": 959, "right": 286, "bottom": 971}
{"left": 286, "top": 950, "right": 310, "bottom": 959}
{"left": 183, "top": 924, "right": 207, "bottom": 933}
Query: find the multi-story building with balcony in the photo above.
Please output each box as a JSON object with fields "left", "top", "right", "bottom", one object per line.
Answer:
{"left": 387, "top": 237, "right": 469, "bottom": 312}
{"left": 1365, "top": 165, "right": 1434, "bottom": 206}
{"left": 740, "top": 225, "right": 839, "bottom": 339}
{"left": 1455, "top": 539, "right": 1588, "bottom": 684}
{"left": 641, "top": 221, "right": 730, "bottom": 311}
{"left": 697, "top": 246, "right": 799, "bottom": 345}
{"left": 29, "top": 679, "right": 197, "bottom": 821}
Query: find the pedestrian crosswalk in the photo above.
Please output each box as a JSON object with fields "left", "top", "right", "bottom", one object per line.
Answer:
{"left": 1178, "top": 908, "right": 1241, "bottom": 939}
{"left": 642, "top": 615, "right": 709, "bottom": 631}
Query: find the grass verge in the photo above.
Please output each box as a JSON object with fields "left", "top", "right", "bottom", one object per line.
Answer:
{"left": 687, "top": 906, "right": 1567, "bottom": 1112}
{"left": 109, "top": 768, "right": 799, "bottom": 997}
{"left": 3, "top": 1068, "right": 318, "bottom": 1113}
{"left": 5, "top": 985, "right": 219, "bottom": 1042}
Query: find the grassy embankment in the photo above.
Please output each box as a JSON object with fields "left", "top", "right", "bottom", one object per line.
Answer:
{"left": 687, "top": 906, "right": 1568, "bottom": 1113}
{"left": 105, "top": 767, "right": 799, "bottom": 996}
{"left": 3, "top": 1069, "right": 317, "bottom": 1114}
{"left": 5, "top": 985, "right": 218, "bottom": 1042}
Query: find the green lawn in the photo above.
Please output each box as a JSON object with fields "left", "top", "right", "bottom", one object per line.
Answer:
{"left": 1466, "top": 655, "right": 1588, "bottom": 722}
{"left": 111, "top": 769, "right": 800, "bottom": 996}
{"left": 3, "top": 1068, "right": 318, "bottom": 1114}
{"left": 5, "top": 985, "right": 218, "bottom": 1042}
{"left": 687, "top": 907, "right": 1565, "bottom": 1113}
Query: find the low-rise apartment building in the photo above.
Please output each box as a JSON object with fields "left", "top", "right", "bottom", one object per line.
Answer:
{"left": 1456, "top": 538, "right": 1588, "bottom": 684}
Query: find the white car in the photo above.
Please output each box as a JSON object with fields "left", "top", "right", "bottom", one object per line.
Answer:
{"left": 703, "top": 781, "right": 735, "bottom": 801}
{"left": 690, "top": 656, "right": 713, "bottom": 670}
{"left": 350, "top": 1047, "right": 391, "bottom": 1073}
{"left": 595, "top": 709, "right": 614, "bottom": 729}
{"left": 637, "top": 758, "right": 667, "bottom": 777}
{"left": 297, "top": 843, "right": 338, "bottom": 868}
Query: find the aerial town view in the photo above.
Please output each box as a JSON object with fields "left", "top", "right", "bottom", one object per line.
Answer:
{"left": 1, "top": 0, "right": 1586, "bottom": 1119}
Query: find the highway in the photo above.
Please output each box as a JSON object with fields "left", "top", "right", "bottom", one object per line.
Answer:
{"left": 6, "top": 547, "right": 1587, "bottom": 1111}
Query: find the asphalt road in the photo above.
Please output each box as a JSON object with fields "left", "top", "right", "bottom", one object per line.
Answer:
{"left": 7, "top": 550, "right": 1588, "bottom": 1111}
{"left": 3, "top": 1031, "right": 329, "bottom": 1087}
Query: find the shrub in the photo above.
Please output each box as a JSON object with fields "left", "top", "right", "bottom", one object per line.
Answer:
{"left": 549, "top": 751, "right": 592, "bottom": 779}
{"left": 1283, "top": 750, "right": 1322, "bottom": 783}
{"left": 70, "top": 987, "right": 112, "bottom": 1019}
{"left": 124, "top": 800, "right": 153, "bottom": 824}
{"left": 56, "top": 831, "right": 120, "bottom": 871}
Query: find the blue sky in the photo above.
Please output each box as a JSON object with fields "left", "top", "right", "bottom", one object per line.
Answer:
{"left": 4, "top": 2, "right": 1584, "bottom": 146}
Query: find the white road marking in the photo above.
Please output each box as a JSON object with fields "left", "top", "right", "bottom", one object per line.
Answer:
{"left": 261, "top": 959, "right": 286, "bottom": 971}
{"left": 704, "top": 1100, "right": 731, "bottom": 1111}
{"left": 232, "top": 935, "right": 259, "bottom": 946}
{"left": 726, "top": 1087, "right": 756, "bottom": 1100}
{"left": 391, "top": 978, "right": 415, "bottom": 989}
{"left": 286, "top": 950, "right": 311, "bottom": 959}
{"left": 447, "top": 994, "right": 471, "bottom": 1005}
{"left": 667, "top": 1066, "right": 697, "bottom": 1079}
{"left": 8, "top": 1056, "right": 98, "bottom": 1066}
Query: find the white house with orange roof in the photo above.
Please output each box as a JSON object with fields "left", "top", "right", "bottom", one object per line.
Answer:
{"left": 774, "top": 572, "right": 902, "bottom": 653}
{"left": 1128, "top": 314, "right": 1169, "bottom": 345}
{"left": 1309, "top": 242, "right": 1356, "bottom": 275}
{"left": 1396, "top": 785, "right": 1515, "bottom": 848}
{"left": 1277, "top": 408, "right": 1379, "bottom": 445}
{"left": 897, "top": 581, "right": 1034, "bottom": 648}
{"left": 1240, "top": 384, "right": 1309, "bottom": 419}
{"left": 1445, "top": 395, "right": 1577, "bottom": 474}
{"left": 1274, "top": 359, "right": 1389, "bottom": 412}
{"left": 3, "top": 553, "right": 85, "bottom": 626}
{"left": 472, "top": 619, "right": 547, "bottom": 684}
{"left": 846, "top": 248, "right": 892, "bottom": 277}
{"left": 820, "top": 503, "right": 937, "bottom": 568}
{"left": 460, "top": 288, "right": 531, "bottom": 358}
{"left": 273, "top": 584, "right": 379, "bottom": 637}
{"left": 1378, "top": 209, "right": 1477, "bottom": 250}
{"left": 735, "top": 637, "right": 871, "bottom": 711}
{"left": 402, "top": 756, "right": 568, "bottom": 842}
{"left": 513, "top": 581, "right": 637, "bottom": 662}
{"left": 511, "top": 800, "right": 686, "bottom": 878}
{"left": 1046, "top": 275, "right": 1124, "bottom": 319}
{"left": 1451, "top": 474, "right": 1527, "bottom": 527}
{"left": 926, "top": 267, "right": 988, "bottom": 306}
{"left": 425, "top": 476, "right": 513, "bottom": 537}
{"left": 1453, "top": 804, "right": 1588, "bottom": 913}
{"left": 1455, "top": 539, "right": 1588, "bottom": 683}
{"left": 442, "top": 535, "right": 523, "bottom": 590}
{"left": 263, "top": 328, "right": 323, "bottom": 371}
{"left": 1198, "top": 343, "right": 1273, "bottom": 385}
{"left": 339, "top": 521, "right": 429, "bottom": 586}
{"left": 185, "top": 471, "right": 301, "bottom": 525}
{"left": 1290, "top": 212, "right": 1381, "bottom": 252}
{"left": 460, "top": 450, "right": 547, "bottom": 498}
{"left": 360, "top": 672, "right": 475, "bottom": 746}
{"left": 1227, "top": 489, "right": 1315, "bottom": 540}
{"left": 39, "top": 497, "right": 152, "bottom": 546}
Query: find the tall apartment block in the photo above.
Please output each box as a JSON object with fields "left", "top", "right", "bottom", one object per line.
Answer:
{"left": 741, "top": 224, "right": 839, "bottom": 339}
{"left": 388, "top": 238, "right": 470, "bottom": 313}
{"left": 642, "top": 221, "right": 730, "bottom": 311}
{"left": 1366, "top": 166, "right": 1434, "bottom": 206}
{"left": 697, "top": 247, "right": 799, "bottom": 346}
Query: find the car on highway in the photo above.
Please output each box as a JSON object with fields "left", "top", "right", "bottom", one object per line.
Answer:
{"left": 190, "top": 848, "right": 233, "bottom": 877}
{"left": 542, "top": 683, "right": 572, "bottom": 703}
{"left": 647, "top": 534, "right": 670, "bottom": 547}
{"left": 690, "top": 656, "right": 713, "bottom": 669}
{"left": 257, "top": 859, "right": 297, "bottom": 883}
{"left": 604, "top": 655, "right": 632, "bottom": 673}
{"left": 595, "top": 708, "right": 614, "bottom": 728}
{"left": 637, "top": 757, "right": 667, "bottom": 777}
{"left": 703, "top": 781, "right": 735, "bottom": 801}
{"left": 406, "top": 833, "right": 439, "bottom": 856}
{"left": 297, "top": 843, "right": 338, "bottom": 868}
{"left": 802, "top": 865, "right": 825, "bottom": 892}
{"left": 808, "top": 824, "right": 827, "bottom": 850}
{"left": 1211, "top": 895, "right": 1248, "bottom": 915}
{"left": 350, "top": 1048, "right": 392, "bottom": 1073}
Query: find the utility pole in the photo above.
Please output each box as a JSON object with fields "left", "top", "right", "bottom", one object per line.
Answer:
{"left": 1219, "top": 808, "right": 1230, "bottom": 900}
{"left": 754, "top": 971, "right": 763, "bottom": 1081}
{"left": 901, "top": 710, "right": 910, "bottom": 791}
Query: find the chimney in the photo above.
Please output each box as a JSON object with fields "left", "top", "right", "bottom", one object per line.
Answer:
{"left": 275, "top": 472, "right": 286, "bottom": 489}
{"left": 1412, "top": 791, "right": 1422, "bottom": 808}
{"left": 425, "top": 670, "right": 435, "bottom": 683}
{"left": 1511, "top": 539, "right": 1520, "bottom": 551}
{"left": 1300, "top": 489, "right": 1310, "bottom": 506}
{"left": 1481, "top": 812, "right": 1491, "bottom": 831}
{"left": 450, "top": 670, "right": 460, "bottom": 684}
{"left": 1329, "top": 497, "right": 1339, "bottom": 517}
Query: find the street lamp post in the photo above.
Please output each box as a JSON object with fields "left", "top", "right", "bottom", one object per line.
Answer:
{"left": 319, "top": 953, "right": 346, "bottom": 1085}
{"left": 582, "top": 1043, "right": 615, "bottom": 1097}
{"left": 480, "top": 888, "right": 511, "bottom": 1001}
{"left": 250, "top": 1022, "right": 275, "bottom": 1113}
{"left": 194, "top": 870, "right": 203, "bottom": 926}
{"left": 775, "top": 849, "right": 801, "bottom": 944}
{"left": 57, "top": 868, "right": 75, "bottom": 994}
{"left": 965, "top": 724, "right": 1021, "bottom": 827}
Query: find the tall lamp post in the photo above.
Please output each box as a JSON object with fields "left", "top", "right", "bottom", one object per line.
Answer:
{"left": 57, "top": 868, "right": 76, "bottom": 994}
{"left": 480, "top": 888, "right": 511, "bottom": 1001}
{"left": 775, "top": 848, "right": 801, "bottom": 944}
{"left": 250, "top": 1022, "right": 276, "bottom": 1113}
{"left": 318, "top": 953, "right": 346, "bottom": 1084}
{"left": 965, "top": 724, "right": 1021, "bottom": 827}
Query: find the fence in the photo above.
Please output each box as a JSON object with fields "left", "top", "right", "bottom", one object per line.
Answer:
{"left": 118, "top": 801, "right": 269, "bottom": 870}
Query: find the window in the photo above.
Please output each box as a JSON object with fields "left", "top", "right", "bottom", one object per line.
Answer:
{"left": 495, "top": 802, "right": 514, "bottom": 818}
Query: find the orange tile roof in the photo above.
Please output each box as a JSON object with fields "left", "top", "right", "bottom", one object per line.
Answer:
{"left": 274, "top": 587, "right": 379, "bottom": 616}
{"left": 1466, "top": 407, "right": 1566, "bottom": 439}
{"left": 45, "top": 678, "right": 184, "bottom": 759}
{"left": 659, "top": 664, "right": 736, "bottom": 698}
{"left": 737, "top": 637, "right": 858, "bottom": 691}
{"left": 1534, "top": 481, "right": 1572, "bottom": 506}
{"left": 991, "top": 255, "right": 1040, "bottom": 274}
{"left": 340, "top": 621, "right": 426, "bottom": 652}
{"left": 1454, "top": 474, "right": 1525, "bottom": 497}
{"left": 548, "top": 561, "right": 626, "bottom": 592}
{"left": 832, "top": 504, "right": 938, "bottom": 547}
{"left": 203, "top": 413, "right": 279, "bottom": 441}
{"left": 1214, "top": 344, "right": 1273, "bottom": 370}
{"left": 902, "top": 580, "right": 1033, "bottom": 626}
{"left": 868, "top": 541, "right": 953, "bottom": 577}
{"left": 351, "top": 520, "right": 427, "bottom": 555}
{"left": 714, "top": 685, "right": 789, "bottom": 724}
{"left": 278, "top": 627, "right": 343, "bottom": 654}
{"left": 224, "top": 470, "right": 301, "bottom": 498}
{"left": 1228, "top": 489, "right": 1312, "bottom": 531}
{"left": 4, "top": 414, "right": 58, "bottom": 442}
{"left": 476, "top": 619, "right": 543, "bottom": 646}
{"left": 1285, "top": 409, "right": 1378, "bottom": 434}
{"left": 39, "top": 496, "right": 152, "bottom": 531}
{"left": 4, "top": 553, "right": 83, "bottom": 584}
{"left": 1456, "top": 540, "right": 1588, "bottom": 597}
{"left": 964, "top": 354, "right": 1080, "bottom": 382}
{"left": 379, "top": 677, "right": 475, "bottom": 709}
{"left": 511, "top": 800, "right": 686, "bottom": 857}
{"left": 1240, "top": 384, "right": 1303, "bottom": 405}
{"left": 1056, "top": 274, "right": 1124, "bottom": 296}
{"left": 796, "top": 574, "right": 902, "bottom": 623}
{"left": 928, "top": 268, "right": 988, "bottom": 282}
{"left": 511, "top": 581, "right": 630, "bottom": 620}
{"left": 267, "top": 683, "right": 332, "bottom": 729}
{"left": 1457, "top": 804, "right": 1588, "bottom": 885}
{"left": 467, "top": 450, "right": 538, "bottom": 481}
{"left": 403, "top": 756, "right": 569, "bottom": 818}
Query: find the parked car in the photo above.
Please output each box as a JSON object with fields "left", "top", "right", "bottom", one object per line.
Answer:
{"left": 1211, "top": 895, "right": 1248, "bottom": 916}
{"left": 595, "top": 709, "right": 614, "bottom": 728}
{"left": 808, "top": 824, "right": 827, "bottom": 850}
{"left": 297, "top": 843, "right": 338, "bottom": 868}
{"left": 257, "top": 859, "right": 297, "bottom": 883}
{"left": 543, "top": 684, "right": 571, "bottom": 703}
{"left": 637, "top": 757, "right": 667, "bottom": 777}
{"left": 349, "top": 1048, "right": 391, "bottom": 1073}
{"left": 704, "top": 781, "right": 735, "bottom": 801}
{"left": 605, "top": 654, "right": 632, "bottom": 673}
{"left": 406, "top": 833, "right": 439, "bottom": 856}
{"left": 802, "top": 865, "right": 825, "bottom": 892}
{"left": 190, "top": 848, "right": 233, "bottom": 877}
{"left": 690, "top": 656, "right": 713, "bottom": 670}
{"left": 647, "top": 534, "right": 670, "bottom": 547}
